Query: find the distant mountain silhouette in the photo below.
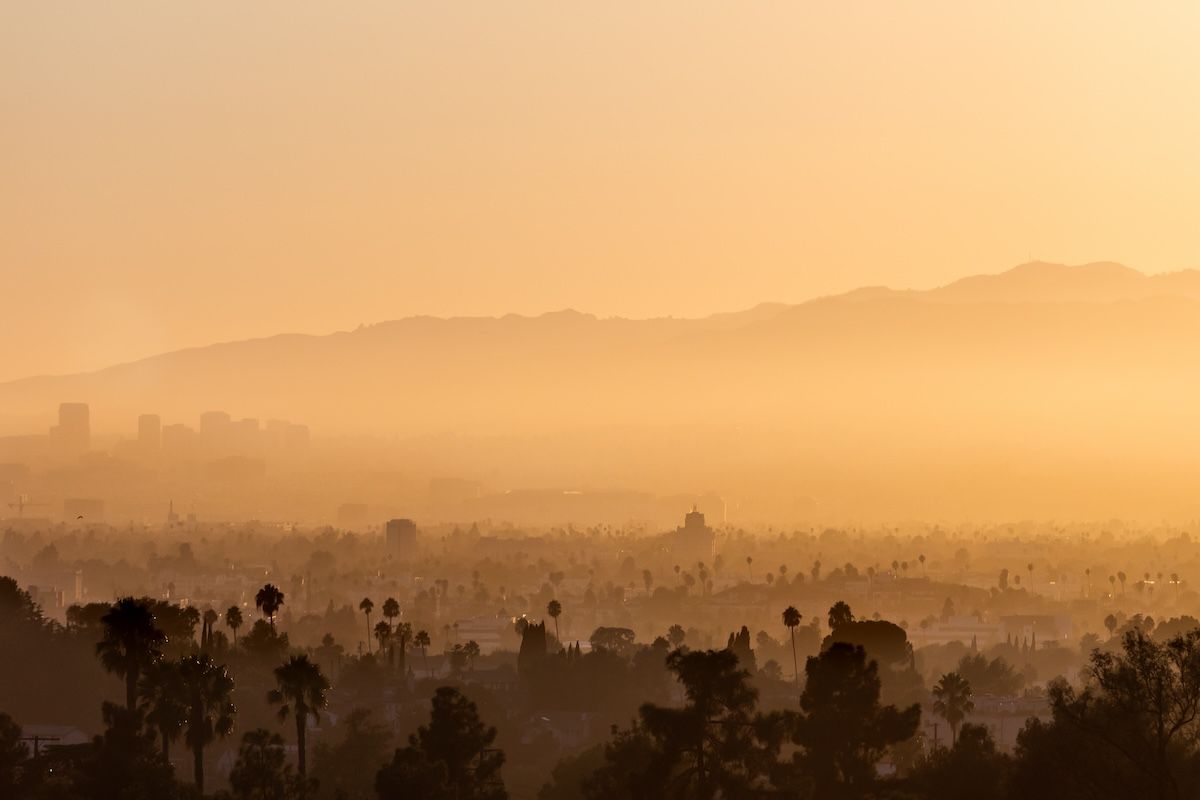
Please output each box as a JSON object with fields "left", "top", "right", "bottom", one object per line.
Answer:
{"left": 7, "top": 260, "right": 1200, "bottom": 518}
{"left": 3, "top": 261, "right": 1200, "bottom": 436}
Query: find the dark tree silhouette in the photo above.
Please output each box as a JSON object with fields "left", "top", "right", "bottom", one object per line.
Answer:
{"left": 255, "top": 584, "right": 285, "bottom": 631}
{"left": 414, "top": 629, "right": 432, "bottom": 677}
{"left": 97, "top": 597, "right": 167, "bottom": 711}
{"left": 138, "top": 659, "right": 186, "bottom": 765}
{"left": 783, "top": 606, "right": 802, "bottom": 686}
{"left": 358, "top": 597, "right": 374, "bottom": 653}
{"left": 268, "top": 654, "right": 330, "bottom": 780}
{"left": 547, "top": 599, "right": 563, "bottom": 647}
{"left": 376, "top": 686, "right": 505, "bottom": 799}
{"left": 827, "top": 600, "right": 855, "bottom": 631}
{"left": 225, "top": 605, "right": 243, "bottom": 649}
{"left": 178, "top": 652, "right": 236, "bottom": 793}
{"left": 229, "top": 728, "right": 292, "bottom": 800}
{"left": 932, "top": 671, "right": 974, "bottom": 745}
{"left": 793, "top": 642, "right": 920, "bottom": 796}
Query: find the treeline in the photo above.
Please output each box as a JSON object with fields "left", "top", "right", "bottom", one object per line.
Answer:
{"left": 5, "top": 573, "right": 1200, "bottom": 799}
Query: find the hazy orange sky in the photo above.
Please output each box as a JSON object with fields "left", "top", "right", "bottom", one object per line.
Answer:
{"left": 3, "top": 3, "right": 1200, "bottom": 382}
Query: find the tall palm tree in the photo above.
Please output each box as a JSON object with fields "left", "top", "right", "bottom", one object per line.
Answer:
{"left": 139, "top": 659, "right": 186, "bottom": 765}
{"left": 395, "top": 622, "right": 413, "bottom": 673}
{"left": 255, "top": 584, "right": 285, "bottom": 631}
{"left": 782, "top": 606, "right": 802, "bottom": 687}
{"left": 373, "top": 620, "right": 391, "bottom": 656}
{"left": 382, "top": 597, "right": 400, "bottom": 631}
{"left": 97, "top": 597, "right": 167, "bottom": 711}
{"left": 178, "top": 653, "right": 236, "bottom": 793}
{"left": 225, "top": 606, "right": 243, "bottom": 649}
{"left": 382, "top": 597, "right": 400, "bottom": 663}
{"left": 201, "top": 608, "right": 219, "bottom": 651}
{"left": 547, "top": 599, "right": 562, "bottom": 648}
{"left": 267, "top": 655, "right": 330, "bottom": 780}
{"left": 414, "top": 629, "right": 432, "bottom": 677}
{"left": 932, "top": 671, "right": 974, "bottom": 745}
{"left": 358, "top": 597, "right": 374, "bottom": 653}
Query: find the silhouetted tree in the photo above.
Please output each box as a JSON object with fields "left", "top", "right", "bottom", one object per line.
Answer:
{"left": 375, "top": 687, "right": 505, "bottom": 799}
{"left": 932, "top": 671, "right": 974, "bottom": 745}
{"left": 256, "top": 584, "right": 285, "bottom": 631}
{"left": 229, "top": 728, "right": 292, "bottom": 800}
{"left": 358, "top": 597, "right": 374, "bottom": 653}
{"left": 793, "top": 642, "right": 920, "bottom": 796}
{"left": 226, "top": 605, "right": 244, "bottom": 649}
{"left": 910, "top": 722, "right": 1009, "bottom": 800}
{"left": 1011, "top": 628, "right": 1200, "bottom": 799}
{"left": 138, "top": 659, "right": 187, "bottom": 765}
{"left": 827, "top": 601, "right": 855, "bottom": 631}
{"left": 547, "top": 599, "right": 562, "bottom": 647}
{"left": 414, "top": 629, "right": 432, "bottom": 677}
{"left": 268, "top": 654, "right": 330, "bottom": 780}
{"left": 312, "top": 708, "right": 393, "bottom": 800}
{"left": 178, "top": 652, "right": 236, "bottom": 793}
{"left": 97, "top": 597, "right": 167, "bottom": 711}
{"left": 783, "top": 606, "right": 802, "bottom": 686}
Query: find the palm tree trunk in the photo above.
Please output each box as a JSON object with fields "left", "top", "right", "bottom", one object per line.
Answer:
{"left": 296, "top": 713, "right": 307, "bottom": 777}
{"left": 365, "top": 614, "right": 371, "bottom": 653}
{"left": 193, "top": 743, "right": 204, "bottom": 793}
{"left": 126, "top": 671, "right": 138, "bottom": 711}
{"left": 790, "top": 628, "right": 799, "bottom": 687}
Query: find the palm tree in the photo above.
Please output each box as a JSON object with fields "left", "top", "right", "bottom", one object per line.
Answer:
{"left": 782, "top": 606, "right": 802, "bottom": 687}
{"left": 414, "top": 629, "right": 432, "bottom": 677}
{"left": 267, "top": 655, "right": 330, "bottom": 780}
{"left": 547, "top": 599, "right": 562, "bottom": 648}
{"left": 932, "top": 671, "right": 974, "bottom": 745}
{"left": 201, "top": 608, "right": 219, "bottom": 651}
{"left": 178, "top": 653, "right": 236, "bottom": 793}
{"left": 97, "top": 597, "right": 167, "bottom": 711}
{"left": 746, "top": 556, "right": 754, "bottom": 582}
{"left": 358, "top": 597, "right": 374, "bottom": 653}
{"left": 382, "top": 597, "right": 400, "bottom": 632}
{"left": 1104, "top": 613, "right": 1118, "bottom": 638}
{"left": 919, "top": 554, "right": 926, "bottom": 576}
{"left": 382, "top": 597, "right": 400, "bottom": 663}
{"left": 225, "top": 606, "right": 243, "bottom": 649}
{"left": 667, "top": 624, "right": 687, "bottom": 648}
{"left": 255, "top": 584, "right": 285, "bottom": 631}
{"left": 373, "top": 620, "right": 391, "bottom": 656}
{"left": 139, "top": 659, "right": 186, "bottom": 765}
{"left": 395, "top": 622, "right": 413, "bottom": 674}
{"left": 463, "top": 640, "right": 481, "bottom": 671}
{"left": 1117, "top": 571, "right": 1127, "bottom": 596}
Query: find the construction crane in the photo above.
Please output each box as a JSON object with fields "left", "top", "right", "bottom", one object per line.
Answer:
{"left": 6, "top": 494, "right": 49, "bottom": 519}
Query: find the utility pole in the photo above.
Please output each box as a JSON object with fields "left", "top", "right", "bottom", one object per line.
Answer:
{"left": 21, "top": 734, "right": 61, "bottom": 759}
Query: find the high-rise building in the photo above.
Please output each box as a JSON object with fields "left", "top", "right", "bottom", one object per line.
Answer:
{"left": 671, "top": 506, "right": 716, "bottom": 562}
{"left": 385, "top": 518, "right": 419, "bottom": 556}
{"left": 49, "top": 402, "right": 90, "bottom": 456}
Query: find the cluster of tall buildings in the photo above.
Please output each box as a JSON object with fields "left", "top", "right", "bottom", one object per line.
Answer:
{"left": 117, "top": 408, "right": 310, "bottom": 462}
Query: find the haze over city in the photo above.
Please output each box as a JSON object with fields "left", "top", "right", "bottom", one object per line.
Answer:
{"left": 4, "top": 4, "right": 1200, "bottom": 800}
